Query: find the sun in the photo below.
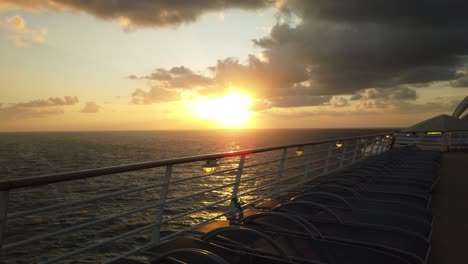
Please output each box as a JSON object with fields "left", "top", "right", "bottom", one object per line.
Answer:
{"left": 192, "top": 91, "right": 254, "bottom": 128}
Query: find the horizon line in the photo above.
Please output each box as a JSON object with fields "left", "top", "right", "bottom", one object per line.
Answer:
{"left": 0, "top": 127, "right": 404, "bottom": 133}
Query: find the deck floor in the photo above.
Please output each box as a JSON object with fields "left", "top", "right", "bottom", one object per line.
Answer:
{"left": 429, "top": 152, "right": 468, "bottom": 264}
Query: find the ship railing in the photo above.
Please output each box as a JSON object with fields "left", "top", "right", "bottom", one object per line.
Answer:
{"left": 0, "top": 132, "right": 393, "bottom": 263}
{"left": 394, "top": 131, "right": 468, "bottom": 151}
{"left": 447, "top": 131, "right": 468, "bottom": 151}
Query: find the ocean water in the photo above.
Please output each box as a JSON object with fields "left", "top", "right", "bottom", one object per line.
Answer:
{"left": 0, "top": 128, "right": 393, "bottom": 263}
{"left": 0, "top": 129, "right": 393, "bottom": 180}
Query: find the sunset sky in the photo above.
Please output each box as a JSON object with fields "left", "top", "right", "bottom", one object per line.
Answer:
{"left": 1, "top": 1, "right": 467, "bottom": 131}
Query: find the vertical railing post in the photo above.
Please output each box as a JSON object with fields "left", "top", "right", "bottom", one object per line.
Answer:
{"left": 382, "top": 135, "right": 390, "bottom": 153}
{"left": 378, "top": 136, "right": 384, "bottom": 154}
{"left": 376, "top": 137, "right": 381, "bottom": 154}
{"left": 152, "top": 165, "right": 172, "bottom": 244}
{"left": 351, "top": 138, "right": 360, "bottom": 164}
{"left": 0, "top": 191, "right": 9, "bottom": 248}
{"left": 441, "top": 133, "right": 448, "bottom": 152}
{"left": 382, "top": 136, "right": 385, "bottom": 152}
{"left": 448, "top": 132, "right": 452, "bottom": 151}
{"left": 322, "top": 143, "right": 334, "bottom": 175}
{"left": 377, "top": 137, "right": 383, "bottom": 154}
{"left": 228, "top": 155, "right": 246, "bottom": 222}
{"left": 273, "top": 148, "right": 288, "bottom": 198}
{"left": 303, "top": 147, "right": 313, "bottom": 182}
{"left": 338, "top": 142, "right": 347, "bottom": 168}
{"left": 360, "top": 138, "right": 369, "bottom": 160}
{"left": 369, "top": 137, "right": 377, "bottom": 156}
{"left": 447, "top": 132, "right": 452, "bottom": 151}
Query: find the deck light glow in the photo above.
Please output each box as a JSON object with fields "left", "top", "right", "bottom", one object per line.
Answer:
{"left": 335, "top": 141, "right": 343, "bottom": 148}
{"left": 202, "top": 159, "right": 218, "bottom": 173}
{"left": 295, "top": 147, "right": 304, "bottom": 156}
{"left": 426, "top": 131, "right": 443, "bottom": 135}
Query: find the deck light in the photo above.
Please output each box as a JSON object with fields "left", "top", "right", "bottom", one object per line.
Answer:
{"left": 426, "top": 131, "right": 443, "bottom": 135}
{"left": 295, "top": 147, "right": 304, "bottom": 156}
{"left": 202, "top": 159, "right": 218, "bottom": 173}
{"left": 386, "top": 135, "right": 390, "bottom": 138}
{"left": 335, "top": 141, "right": 343, "bottom": 148}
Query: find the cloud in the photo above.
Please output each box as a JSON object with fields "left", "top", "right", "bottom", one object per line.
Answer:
{"left": 398, "top": 99, "right": 460, "bottom": 114}
{"left": 0, "top": 96, "right": 79, "bottom": 119}
{"left": 451, "top": 67, "right": 468, "bottom": 88}
{"left": 81, "top": 102, "right": 101, "bottom": 113}
{"left": 331, "top": 97, "right": 349, "bottom": 108}
{"left": 128, "top": 1, "right": 468, "bottom": 113}
{"left": 49, "top": 0, "right": 454, "bottom": 116}
{"left": 451, "top": 76, "right": 468, "bottom": 88}
{"left": 4, "top": 1, "right": 468, "bottom": 100}
{"left": 129, "top": 66, "right": 216, "bottom": 104}
{"left": 0, "top": 0, "right": 275, "bottom": 28}
{"left": 248, "top": 1, "right": 468, "bottom": 97}
{"left": 263, "top": 106, "right": 381, "bottom": 119}
{"left": 365, "top": 87, "right": 417, "bottom": 101}
{"left": 283, "top": 1, "right": 468, "bottom": 27}
{"left": 352, "top": 87, "right": 418, "bottom": 110}
{"left": 131, "top": 87, "right": 179, "bottom": 104}
{"left": 269, "top": 95, "right": 332, "bottom": 108}
{"left": 15, "top": 96, "right": 79, "bottom": 107}
{"left": 129, "top": 55, "right": 315, "bottom": 108}
{"left": 135, "top": 66, "right": 214, "bottom": 88}
{"left": 0, "top": 15, "right": 47, "bottom": 46}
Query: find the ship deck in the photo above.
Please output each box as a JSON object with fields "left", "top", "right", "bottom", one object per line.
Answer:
{"left": 429, "top": 152, "right": 468, "bottom": 263}
{"left": 135, "top": 147, "right": 445, "bottom": 264}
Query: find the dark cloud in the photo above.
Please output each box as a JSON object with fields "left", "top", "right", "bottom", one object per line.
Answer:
{"left": 0, "top": 0, "right": 275, "bottom": 28}
{"left": 81, "top": 102, "right": 101, "bottom": 113}
{"left": 269, "top": 95, "right": 332, "bottom": 108}
{"left": 250, "top": 1, "right": 468, "bottom": 96}
{"left": 255, "top": 21, "right": 468, "bottom": 95}
{"left": 366, "top": 87, "right": 417, "bottom": 101}
{"left": 284, "top": 1, "right": 468, "bottom": 27}
{"left": 0, "top": 96, "right": 79, "bottom": 119}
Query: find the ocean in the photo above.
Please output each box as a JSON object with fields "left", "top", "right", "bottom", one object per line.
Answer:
{"left": 0, "top": 129, "right": 393, "bottom": 180}
{"left": 0, "top": 128, "right": 394, "bottom": 263}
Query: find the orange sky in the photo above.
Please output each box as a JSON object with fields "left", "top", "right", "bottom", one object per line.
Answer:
{"left": 1, "top": 1, "right": 467, "bottom": 131}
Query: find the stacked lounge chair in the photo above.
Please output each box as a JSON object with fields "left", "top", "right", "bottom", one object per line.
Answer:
{"left": 136, "top": 146, "right": 440, "bottom": 264}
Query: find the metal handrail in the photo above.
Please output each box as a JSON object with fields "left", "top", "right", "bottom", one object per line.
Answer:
{"left": 0, "top": 132, "right": 393, "bottom": 191}
{"left": 0, "top": 131, "right": 394, "bottom": 263}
